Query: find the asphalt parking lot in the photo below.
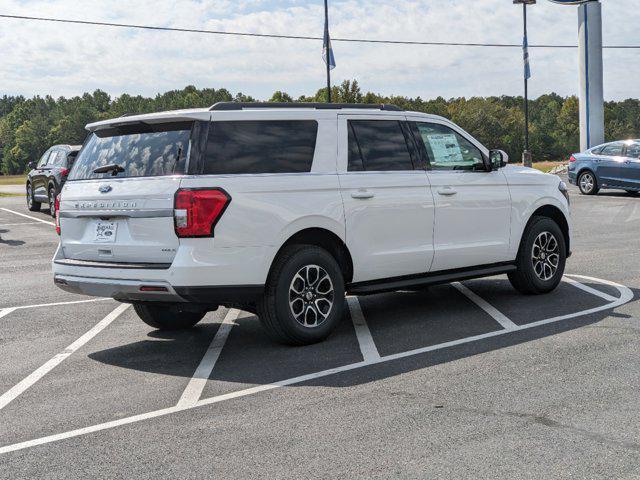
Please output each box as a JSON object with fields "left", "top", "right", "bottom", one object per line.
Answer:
{"left": 1, "top": 178, "right": 640, "bottom": 479}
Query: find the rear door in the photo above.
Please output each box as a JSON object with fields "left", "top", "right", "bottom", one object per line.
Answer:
{"left": 34, "top": 149, "right": 57, "bottom": 200}
{"left": 595, "top": 142, "right": 626, "bottom": 187}
{"left": 411, "top": 119, "right": 511, "bottom": 272}
{"left": 338, "top": 115, "right": 434, "bottom": 282}
{"left": 59, "top": 121, "right": 195, "bottom": 264}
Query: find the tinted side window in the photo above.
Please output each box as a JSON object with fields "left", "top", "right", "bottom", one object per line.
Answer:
{"left": 347, "top": 122, "right": 364, "bottom": 171}
{"left": 601, "top": 143, "right": 624, "bottom": 156}
{"left": 203, "top": 121, "right": 318, "bottom": 174}
{"left": 36, "top": 150, "right": 51, "bottom": 168}
{"left": 349, "top": 120, "right": 414, "bottom": 171}
{"left": 415, "top": 123, "right": 484, "bottom": 171}
{"left": 627, "top": 143, "right": 640, "bottom": 158}
{"left": 53, "top": 151, "right": 66, "bottom": 167}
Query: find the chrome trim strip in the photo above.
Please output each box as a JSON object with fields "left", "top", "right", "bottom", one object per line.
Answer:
{"left": 60, "top": 209, "right": 174, "bottom": 218}
{"left": 55, "top": 258, "right": 171, "bottom": 270}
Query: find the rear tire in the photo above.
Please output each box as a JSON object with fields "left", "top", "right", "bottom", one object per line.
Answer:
{"left": 26, "top": 183, "right": 40, "bottom": 211}
{"left": 578, "top": 171, "right": 599, "bottom": 195}
{"left": 258, "top": 245, "right": 345, "bottom": 346}
{"left": 133, "top": 303, "right": 206, "bottom": 330}
{"left": 48, "top": 186, "right": 57, "bottom": 217}
{"left": 508, "top": 216, "right": 566, "bottom": 295}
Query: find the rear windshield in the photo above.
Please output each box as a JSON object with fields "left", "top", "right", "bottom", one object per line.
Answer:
{"left": 68, "top": 122, "right": 192, "bottom": 180}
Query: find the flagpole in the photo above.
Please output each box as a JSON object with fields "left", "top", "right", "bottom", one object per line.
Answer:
{"left": 324, "top": 0, "right": 331, "bottom": 103}
{"left": 523, "top": 2, "right": 531, "bottom": 167}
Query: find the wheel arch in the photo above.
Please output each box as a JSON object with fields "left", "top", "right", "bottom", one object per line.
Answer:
{"left": 523, "top": 204, "right": 570, "bottom": 256}
{"left": 268, "top": 227, "right": 354, "bottom": 284}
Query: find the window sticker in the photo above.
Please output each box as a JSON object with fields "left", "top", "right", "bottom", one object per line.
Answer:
{"left": 426, "top": 133, "right": 464, "bottom": 163}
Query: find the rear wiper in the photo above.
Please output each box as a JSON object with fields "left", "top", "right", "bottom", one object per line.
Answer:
{"left": 93, "top": 163, "right": 125, "bottom": 176}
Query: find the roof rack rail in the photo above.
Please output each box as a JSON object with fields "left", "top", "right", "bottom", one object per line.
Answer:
{"left": 119, "top": 113, "right": 137, "bottom": 117}
{"left": 209, "top": 102, "right": 403, "bottom": 112}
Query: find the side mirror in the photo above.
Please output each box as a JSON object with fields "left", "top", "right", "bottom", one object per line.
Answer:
{"left": 488, "top": 149, "right": 508, "bottom": 170}
{"left": 27, "top": 161, "right": 35, "bottom": 170}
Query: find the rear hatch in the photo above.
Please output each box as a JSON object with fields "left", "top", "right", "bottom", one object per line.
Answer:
{"left": 58, "top": 121, "right": 193, "bottom": 265}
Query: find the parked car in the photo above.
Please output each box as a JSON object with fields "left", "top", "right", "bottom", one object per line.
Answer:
{"left": 568, "top": 140, "right": 640, "bottom": 195}
{"left": 27, "top": 144, "right": 81, "bottom": 216}
{"left": 52, "top": 103, "right": 571, "bottom": 345}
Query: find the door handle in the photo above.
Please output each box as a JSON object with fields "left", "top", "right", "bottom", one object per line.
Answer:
{"left": 437, "top": 187, "right": 457, "bottom": 196}
{"left": 351, "top": 190, "right": 375, "bottom": 199}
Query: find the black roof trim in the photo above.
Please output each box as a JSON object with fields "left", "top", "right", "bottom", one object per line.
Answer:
{"left": 209, "top": 102, "right": 403, "bottom": 112}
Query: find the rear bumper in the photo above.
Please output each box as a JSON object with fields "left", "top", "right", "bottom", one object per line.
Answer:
{"left": 52, "top": 243, "right": 273, "bottom": 305}
{"left": 54, "top": 274, "right": 264, "bottom": 305}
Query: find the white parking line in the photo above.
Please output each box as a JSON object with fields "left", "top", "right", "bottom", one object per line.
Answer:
{"left": 0, "top": 308, "right": 17, "bottom": 320}
{"left": 452, "top": 282, "right": 518, "bottom": 330}
{"left": 0, "top": 298, "right": 111, "bottom": 316}
{"left": 0, "top": 275, "right": 632, "bottom": 455}
{"left": 0, "top": 303, "right": 129, "bottom": 412}
{"left": 0, "top": 208, "right": 55, "bottom": 226}
{"left": 347, "top": 296, "right": 381, "bottom": 361}
{"left": 563, "top": 275, "right": 618, "bottom": 302}
{"left": 176, "top": 309, "right": 240, "bottom": 408}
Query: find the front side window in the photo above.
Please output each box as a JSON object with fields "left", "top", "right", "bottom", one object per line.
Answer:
{"left": 68, "top": 122, "right": 191, "bottom": 180}
{"left": 626, "top": 143, "right": 640, "bottom": 158}
{"left": 36, "top": 149, "right": 51, "bottom": 168}
{"left": 415, "top": 122, "right": 484, "bottom": 171}
{"left": 348, "top": 120, "right": 414, "bottom": 171}
{"left": 203, "top": 120, "right": 318, "bottom": 175}
{"left": 600, "top": 143, "right": 624, "bottom": 157}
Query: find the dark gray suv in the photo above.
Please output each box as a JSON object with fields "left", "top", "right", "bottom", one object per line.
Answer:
{"left": 26, "top": 145, "right": 81, "bottom": 216}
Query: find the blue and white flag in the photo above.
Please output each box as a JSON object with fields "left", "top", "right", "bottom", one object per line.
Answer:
{"left": 322, "top": 18, "right": 336, "bottom": 70}
{"left": 523, "top": 35, "right": 531, "bottom": 79}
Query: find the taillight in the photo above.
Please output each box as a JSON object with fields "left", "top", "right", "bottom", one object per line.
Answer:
{"left": 174, "top": 188, "right": 231, "bottom": 238}
{"left": 55, "top": 194, "right": 61, "bottom": 235}
{"left": 569, "top": 155, "right": 576, "bottom": 163}
{"left": 60, "top": 168, "right": 69, "bottom": 176}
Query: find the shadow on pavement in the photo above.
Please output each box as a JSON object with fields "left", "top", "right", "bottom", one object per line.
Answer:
{"left": 87, "top": 281, "right": 638, "bottom": 391}
{"left": 0, "top": 229, "right": 25, "bottom": 246}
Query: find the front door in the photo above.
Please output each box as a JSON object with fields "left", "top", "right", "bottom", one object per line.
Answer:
{"left": 595, "top": 142, "right": 626, "bottom": 188}
{"left": 338, "top": 115, "right": 434, "bottom": 283}
{"left": 411, "top": 120, "right": 512, "bottom": 272}
{"left": 620, "top": 142, "right": 640, "bottom": 190}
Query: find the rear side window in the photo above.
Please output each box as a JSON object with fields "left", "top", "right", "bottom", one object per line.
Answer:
{"left": 203, "top": 121, "right": 318, "bottom": 175}
{"left": 348, "top": 120, "right": 414, "bottom": 171}
{"left": 600, "top": 143, "right": 624, "bottom": 156}
{"left": 69, "top": 122, "right": 192, "bottom": 180}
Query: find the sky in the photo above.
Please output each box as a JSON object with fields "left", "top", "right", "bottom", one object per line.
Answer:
{"left": 0, "top": 0, "right": 638, "bottom": 101}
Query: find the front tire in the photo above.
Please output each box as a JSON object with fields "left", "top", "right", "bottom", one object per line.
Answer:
{"left": 133, "top": 303, "right": 206, "bottom": 330}
{"left": 578, "top": 171, "right": 599, "bottom": 195}
{"left": 508, "top": 216, "right": 566, "bottom": 295}
{"left": 258, "top": 245, "right": 345, "bottom": 346}
{"left": 26, "top": 183, "right": 41, "bottom": 211}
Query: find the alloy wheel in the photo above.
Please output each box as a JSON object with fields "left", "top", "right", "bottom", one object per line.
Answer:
{"left": 531, "top": 231, "right": 560, "bottom": 281}
{"left": 26, "top": 185, "right": 32, "bottom": 208}
{"left": 579, "top": 173, "right": 594, "bottom": 194}
{"left": 288, "top": 264, "right": 335, "bottom": 328}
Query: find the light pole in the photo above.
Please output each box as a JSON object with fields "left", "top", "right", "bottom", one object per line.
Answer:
{"left": 514, "top": 0, "right": 536, "bottom": 168}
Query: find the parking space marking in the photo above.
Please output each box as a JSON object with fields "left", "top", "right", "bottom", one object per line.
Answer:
{"left": 347, "top": 296, "right": 381, "bottom": 361}
{"left": 452, "top": 282, "right": 518, "bottom": 330}
{"left": 176, "top": 309, "right": 241, "bottom": 408}
{"left": 0, "top": 275, "right": 633, "bottom": 455}
{"left": 0, "top": 304, "right": 129, "bottom": 412}
{"left": 0, "top": 208, "right": 55, "bottom": 226}
{"left": 0, "top": 298, "right": 110, "bottom": 315}
{"left": 0, "top": 308, "right": 17, "bottom": 320}
{"left": 563, "top": 275, "right": 618, "bottom": 302}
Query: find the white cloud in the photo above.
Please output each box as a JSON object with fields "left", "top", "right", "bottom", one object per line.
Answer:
{"left": 0, "top": 0, "right": 637, "bottom": 100}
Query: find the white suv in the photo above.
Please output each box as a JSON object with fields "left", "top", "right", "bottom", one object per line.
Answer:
{"left": 53, "top": 102, "right": 571, "bottom": 345}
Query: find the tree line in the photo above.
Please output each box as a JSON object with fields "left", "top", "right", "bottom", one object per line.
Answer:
{"left": 1, "top": 80, "right": 639, "bottom": 175}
